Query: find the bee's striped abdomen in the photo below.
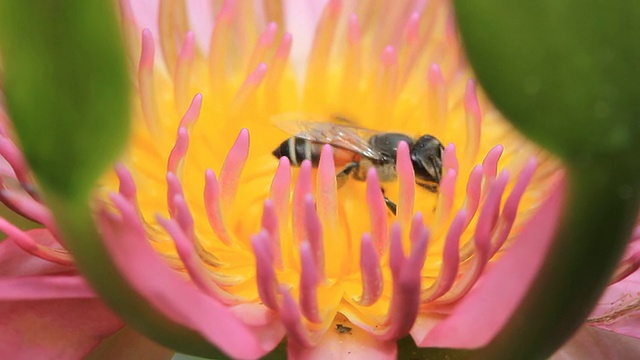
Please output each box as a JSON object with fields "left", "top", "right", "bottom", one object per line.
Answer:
{"left": 272, "top": 137, "right": 322, "bottom": 166}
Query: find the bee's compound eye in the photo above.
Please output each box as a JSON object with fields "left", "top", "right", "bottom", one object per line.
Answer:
{"left": 411, "top": 134, "right": 444, "bottom": 184}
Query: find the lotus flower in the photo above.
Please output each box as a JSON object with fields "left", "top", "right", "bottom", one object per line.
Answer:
{"left": 1, "top": 0, "right": 640, "bottom": 359}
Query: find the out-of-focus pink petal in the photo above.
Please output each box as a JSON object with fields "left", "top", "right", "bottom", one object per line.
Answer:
{"left": 230, "top": 303, "right": 287, "bottom": 350}
{"left": 0, "top": 299, "right": 123, "bottom": 360}
{"left": 283, "top": 0, "right": 329, "bottom": 76}
{"left": 0, "top": 228, "right": 124, "bottom": 358}
{"left": 86, "top": 326, "right": 174, "bottom": 360}
{"left": 550, "top": 326, "right": 640, "bottom": 360}
{"left": 413, "top": 176, "right": 566, "bottom": 348}
{"left": 184, "top": 0, "right": 214, "bottom": 54}
{"left": 589, "top": 252, "right": 640, "bottom": 338}
{"left": 0, "top": 275, "right": 95, "bottom": 300}
{"left": 288, "top": 316, "right": 397, "bottom": 360}
{"left": 0, "top": 229, "right": 73, "bottom": 276}
{"left": 0, "top": 156, "right": 15, "bottom": 177}
{"left": 128, "top": 0, "right": 159, "bottom": 40}
{"left": 99, "top": 195, "right": 282, "bottom": 359}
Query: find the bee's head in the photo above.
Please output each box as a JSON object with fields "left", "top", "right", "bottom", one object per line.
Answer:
{"left": 410, "top": 135, "right": 444, "bottom": 186}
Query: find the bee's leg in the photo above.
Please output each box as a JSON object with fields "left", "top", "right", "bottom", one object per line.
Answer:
{"left": 380, "top": 188, "right": 397, "bottom": 215}
{"left": 336, "top": 162, "right": 359, "bottom": 189}
{"left": 384, "top": 197, "right": 397, "bottom": 215}
{"left": 419, "top": 182, "right": 439, "bottom": 193}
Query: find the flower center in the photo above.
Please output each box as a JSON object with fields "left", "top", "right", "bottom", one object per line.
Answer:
{"left": 101, "top": 0, "right": 559, "bottom": 333}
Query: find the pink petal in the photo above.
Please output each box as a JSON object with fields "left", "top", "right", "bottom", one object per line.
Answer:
{"left": 0, "top": 225, "right": 123, "bottom": 357}
{"left": 0, "top": 298, "right": 122, "bottom": 359}
{"left": 98, "top": 194, "right": 283, "bottom": 358}
{"left": 86, "top": 326, "right": 174, "bottom": 360}
{"left": 288, "top": 316, "right": 397, "bottom": 360}
{"left": 0, "top": 151, "right": 16, "bottom": 177}
{"left": 0, "top": 275, "right": 96, "bottom": 300}
{"left": 0, "top": 229, "right": 73, "bottom": 276}
{"left": 184, "top": 0, "right": 215, "bottom": 54}
{"left": 589, "top": 250, "right": 640, "bottom": 338}
{"left": 229, "top": 303, "right": 286, "bottom": 347}
{"left": 550, "top": 326, "right": 640, "bottom": 360}
{"left": 284, "top": 0, "right": 329, "bottom": 75}
{"left": 0, "top": 228, "right": 123, "bottom": 357}
{"left": 127, "top": 0, "right": 159, "bottom": 43}
{"left": 413, "top": 176, "right": 566, "bottom": 348}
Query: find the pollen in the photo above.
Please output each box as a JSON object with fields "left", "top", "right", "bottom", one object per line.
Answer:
{"left": 101, "top": 0, "right": 559, "bottom": 342}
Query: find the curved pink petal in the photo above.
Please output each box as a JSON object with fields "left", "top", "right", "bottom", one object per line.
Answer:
{"left": 0, "top": 275, "right": 95, "bottom": 300}
{"left": 86, "top": 326, "right": 174, "bottom": 360}
{"left": 0, "top": 298, "right": 123, "bottom": 359}
{"left": 413, "top": 176, "right": 566, "bottom": 348}
{"left": 230, "top": 303, "right": 287, "bottom": 349}
{"left": 127, "top": 0, "right": 159, "bottom": 42}
{"left": 0, "top": 229, "right": 73, "bottom": 276}
{"left": 588, "top": 248, "right": 640, "bottom": 338}
{"left": 98, "top": 194, "right": 283, "bottom": 359}
{"left": 184, "top": 0, "right": 214, "bottom": 54}
{"left": 551, "top": 326, "right": 640, "bottom": 360}
{"left": 288, "top": 316, "right": 397, "bottom": 360}
{"left": 284, "top": 0, "right": 329, "bottom": 75}
{"left": 0, "top": 155, "right": 15, "bottom": 177}
{"left": 0, "top": 228, "right": 124, "bottom": 358}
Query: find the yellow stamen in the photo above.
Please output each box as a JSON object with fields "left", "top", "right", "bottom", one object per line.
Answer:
{"left": 101, "top": 0, "right": 560, "bottom": 332}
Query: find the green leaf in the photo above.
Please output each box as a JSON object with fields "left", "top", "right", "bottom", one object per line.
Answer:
{"left": 453, "top": 1, "right": 640, "bottom": 161}
{"left": 453, "top": 1, "right": 640, "bottom": 359}
{"left": 0, "top": 2, "right": 130, "bottom": 199}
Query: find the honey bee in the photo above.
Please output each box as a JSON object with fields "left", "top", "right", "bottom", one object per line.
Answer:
{"left": 271, "top": 115, "right": 444, "bottom": 215}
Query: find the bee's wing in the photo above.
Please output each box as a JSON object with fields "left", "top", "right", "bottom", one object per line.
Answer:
{"left": 272, "top": 113, "right": 386, "bottom": 160}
